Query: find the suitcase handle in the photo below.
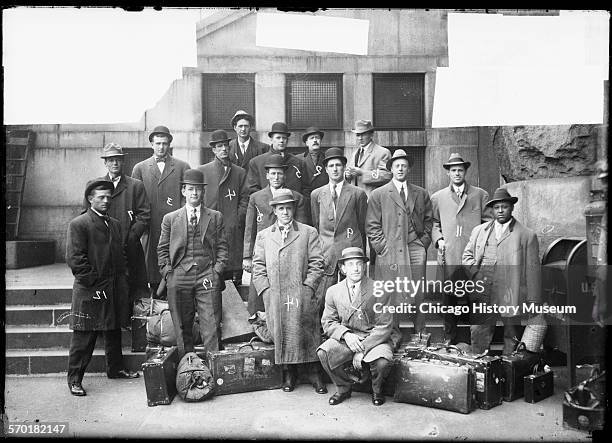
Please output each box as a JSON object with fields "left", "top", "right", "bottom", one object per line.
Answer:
{"left": 237, "top": 336, "right": 259, "bottom": 352}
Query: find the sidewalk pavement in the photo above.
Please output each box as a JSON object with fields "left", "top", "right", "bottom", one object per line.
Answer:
{"left": 3, "top": 367, "right": 596, "bottom": 440}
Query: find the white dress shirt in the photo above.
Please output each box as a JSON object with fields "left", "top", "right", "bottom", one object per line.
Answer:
{"left": 186, "top": 204, "right": 201, "bottom": 225}
{"left": 392, "top": 179, "right": 408, "bottom": 198}
{"left": 494, "top": 219, "right": 511, "bottom": 241}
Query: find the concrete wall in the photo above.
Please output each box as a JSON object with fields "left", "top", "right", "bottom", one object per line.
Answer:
{"left": 145, "top": 74, "right": 203, "bottom": 131}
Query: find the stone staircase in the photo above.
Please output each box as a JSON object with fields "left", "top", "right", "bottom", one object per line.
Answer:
{"left": 5, "top": 263, "right": 505, "bottom": 375}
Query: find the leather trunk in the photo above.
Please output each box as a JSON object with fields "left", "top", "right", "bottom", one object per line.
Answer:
{"left": 141, "top": 346, "right": 179, "bottom": 407}
{"left": 205, "top": 340, "right": 282, "bottom": 396}
{"left": 419, "top": 345, "right": 503, "bottom": 410}
{"left": 500, "top": 349, "right": 541, "bottom": 401}
{"left": 393, "top": 356, "right": 476, "bottom": 414}
{"left": 524, "top": 371, "right": 554, "bottom": 403}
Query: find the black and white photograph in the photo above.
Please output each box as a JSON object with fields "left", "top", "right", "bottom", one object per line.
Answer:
{"left": 2, "top": 7, "right": 609, "bottom": 440}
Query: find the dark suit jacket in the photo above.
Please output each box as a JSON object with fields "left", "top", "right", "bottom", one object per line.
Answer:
{"left": 243, "top": 186, "right": 308, "bottom": 259}
{"left": 157, "top": 205, "right": 229, "bottom": 280}
{"left": 301, "top": 151, "right": 329, "bottom": 198}
{"left": 66, "top": 209, "right": 129, "bottom": 330}
{"left": 131, "top": 155, "right": 191, "bottom": 282}
{"left": 247, "top": 150, "right": 306, "bottom": 196}
{"left": 229, "top": 137, "right": 269, "bottom": 170}
{"left": 197, "top": 159, "right": 249, "bottom": 270}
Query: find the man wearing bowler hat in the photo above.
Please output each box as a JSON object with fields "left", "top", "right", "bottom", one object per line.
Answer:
{"left": 310, "top": 148, "right": 368, "bottom": 315}
{"left": 243, "top": 155, "right": 309, "bottom": 316}
{"left": 301, "top": 127, "right": 329, "bottom": 195}
{"left": 86, "top": 143, "right": 151, "bottom": 304}
{"left": 318, "top": 247, "right": 396, "bottom": 406}
{"left": 247, "top": 122, "right": 307, "bottom": 199}
{"left": 157, "top": 169, "right": 228, "bottom": 357}
{"left": 366, "top": 149, "right": 433, "bottom": 336}
{"left": 430, "top": 153, "right": 491, "bottom": 344}
{"left": 132, "top": 125, "right": 191, "bottom": 295}
{"left": 462, "top": 188, "right": 541, "bottom": 354}
{"left": 66, "top": 179, "right": 139, "bottom": 396}
{"left": 228, "top": 110, "right": 269, "bottom": 170}
{"left": 344, "top": 120, "right": 392, "bottom": 198}
{"left": 198, "top": 129, "right": 249, "bottom": 286}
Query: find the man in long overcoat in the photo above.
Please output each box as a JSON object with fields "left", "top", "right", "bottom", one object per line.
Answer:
{"left": 243, "top": 155, "right": 308, "bottom": 316}
{"left": 431, "top": 153, "right": 491, "bottom": 344}
{"left": 132, "top": 125, "right": 191, "bottom": 293}
{"left": 318, "top": 247, "right": 396, "bottom": 406}
{"left": 228, "top": 110, "right": 269, "bottom": 169}
{"left": 300, "top": 127, "right": 329, "bottom": 220}
{"left": 198, "top": 129, "right": 249, "bottom": 286}
{"left": 66, "top": 180, "right": 139, "bottom": 396}
{"left": 311, "top": 148, "right": 368, "bottom": 313}
{"left": 366, "top": 149, "right": 433, "bottom": 334}
{"left": 462, "top": 188, "right": 541, "bottom": 354}
{"left": 87, "top": 143, "right": 151, "bottom": 302}
{"left": 247, "top": 122, "right": 307, "bottom": 198}
{"left": 252, "top": 189, "right": 326, "bottom": 393}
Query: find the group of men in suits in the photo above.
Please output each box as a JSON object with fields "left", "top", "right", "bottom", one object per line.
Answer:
{"left": 66, "top": 111, "right": 542, "bottom": 407}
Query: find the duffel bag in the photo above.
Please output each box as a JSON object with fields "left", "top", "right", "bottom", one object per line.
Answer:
{"left": 133, "top": 296, "right": 169, "bottom": 317}
{"left": 176, "top": 352, "right": 215, "bottom": 402}
{"left": 520, "top": 314, "right": 547, "bottom": 353}
{"left": 147, "top": 310, "right": 202, "bottom": 346}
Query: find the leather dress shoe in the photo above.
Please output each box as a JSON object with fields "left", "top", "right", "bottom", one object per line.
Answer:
{"left": 69, "top": 382, "right": 86, "bottom": 396}
{"left": 282, "top": 369, "right": 297, "bottom": 392}
{"left": 372, "top": 392, "right": 385, "bottom": 406}
{"left": 312, "top": 373, "right": 328, "bottom": 394}
{"left": 108, "top": 369, "right": 140, "bottom": 379}
{"left": 328, "top": 391, "right": 351, "bottom": 405}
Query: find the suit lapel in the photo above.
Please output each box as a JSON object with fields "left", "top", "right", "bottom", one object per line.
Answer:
{"left": 335, "top": 183, "right": 350, "bottom": 224}
{"left": 497, "top": 218, "right": 515, "bottom": 246}
{"left": 280, "top": 221, "right": 301, "bottom": 250}
{"left": 148, "top": 157, "right": 161, "bottom": 181}
{"left": 405, "top": 183, "right": 417, "bottom": 214}
{"left": 321, "top": 185, "right": 335, "bottom": 222}
{"left": 216, "top": 159, "right": 231, "bottom": 186}
{"left": 357, "top": 143, "right": 373, "bottom": 168}
{"left": 112, "top": 175, "right": 127, "bottom": 197}
{"left": 269, "top": 224, "right": 282, "bottom": 247}
{"left": 199, "top": 209, "right": 211, "bottom": 244}
{"left": 159, "top": 157, "right": 175, "bottom": 184}
{"left": 388, "top": 183, "right": 406, "bottom": 212}
{"left": 346, "top": 277, "right": 372, "bottom": 323}
{"left": 88, "top": 209, "right": 109, "bottom": 236}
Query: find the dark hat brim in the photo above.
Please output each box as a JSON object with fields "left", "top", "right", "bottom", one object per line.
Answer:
{"left": 149, "top": 132, "right": 173, "bottom": 143}
{"left": 386, "top": 155, "right": 413, "bottom": 170}
{"left": 208, "top": 138, "right": 232, "bottom": 147}
{"left": 84, "top": 179, "right": 114, "bottom": 199}
{"left": 485, "top": 196, "right": 518, "bottom": 208}
{"left": 338, "top": 254, "right": 369, "bottom": 263}
{"left": 351, "top": 128, "right": 375, "bottom": 134}
{"left": 264, "top": 163, "right": 290, "bottom": 170}
{"left": 268, "top": 131, "right": 291, "bottom": 138}
{"left": 269, "top": 198, "right": 297, "bottom": 206}
{"left": 302, "top": 130, "right": 325, "bottom": 143}
{"left": 443, "top": 161, "right": 471, "bottom": 170}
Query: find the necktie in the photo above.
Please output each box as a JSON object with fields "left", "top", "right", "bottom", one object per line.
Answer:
{"left": 400, "top": 185, "right": 406, "bottom": 203}
{"left": 101, "top": 214, "right": 110, "bottom": 228}
{"left": 240, "top": 143, "right": 245, "bottom": 155}
{"left": 456, "top": 188, "right": 462, "bottom": 199}
{"left": 331, "top": 184, "right": 338, "bottom": 210}
{"left": 280, "top": 225, "right": 289, "bottom": 243}
{"left": 350, "top": 284, "right": 356, "bottom": 303}
{"left": 190, "top": 209, "right": 197, "bottom": 226}
{"left": 354, "top": 147, "right": 363, "bottom": 166}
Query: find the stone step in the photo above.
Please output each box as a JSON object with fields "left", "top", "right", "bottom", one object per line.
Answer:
{"left": 5, "top": 348, "right": 146, "bottom": 375}
{"left": 5, "top": 325, "right": 132, "bottom": 350}
{"left": 5, "top": 288, "right": 73, "bottom": 305}
{"left": 6, "top": 304, "right": 72, "bottom": 326}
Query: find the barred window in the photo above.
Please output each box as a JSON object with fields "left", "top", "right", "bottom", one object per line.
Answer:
{"left": 373, "top": 74, "right": 425, "bottom": 130}
{"left": 202, "top": 74, "right": 255, "bottom": 130}
{"left": 286, "top": 74, "right": 343, "bottom": 129}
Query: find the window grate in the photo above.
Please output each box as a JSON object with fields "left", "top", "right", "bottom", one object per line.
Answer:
{"left": 373, "top": 74, "right": 425, "bottom": 130}
{"left": 203, "top": 74, "right": 255, "bottom": 131}
{"left": 286, "top": 74, "right": 342, "bottom": 129}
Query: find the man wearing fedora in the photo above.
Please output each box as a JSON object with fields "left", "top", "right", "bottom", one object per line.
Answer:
{"left": 247, "top": 122, "right": 307, "bottom": 200}
{"left": 66, "top": 180, "right": 139, "bottom": 396}
{"left": 366, "top": 149, "right": 433, "bottom": 335}
{"left": 157, "top": 169, "right": 228, "bottom": 357}
{"left": 252, "top": 189, "right": 326, "bottom": 394}
{"left": 431, "top": 153, "right": 491, "bottom": 344}
{"left": 132, "top": 125, "right": 191, "bottom": 295}
{"left": 86, "top": 143, "right": 151, "bottom": 304}
{"left": 301, "top": 126, "right": 329, "bottom": 200}
{"left": 243, "top": 155, "right": 308, "bottom": 316}
{"left": 462, "top": 188, "right": 541, "bottom": 354}
{"left": 318, "top": 247, "right": 396, "bottom": 406}
{"left": 344, "top": 120, "right": 392, "bottom": 198}
{"left": 198, "top": 129, "right": 249, "bottom": 287}
{"left": 311, "top": 148, "right": 368, "bottom": 315}
{"left": 228, "top": 110, "right": 269, "bottom": 170}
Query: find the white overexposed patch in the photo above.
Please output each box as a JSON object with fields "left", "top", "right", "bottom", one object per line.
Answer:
{"left": 255, "top": 12, "right": 369, "bottom": 55}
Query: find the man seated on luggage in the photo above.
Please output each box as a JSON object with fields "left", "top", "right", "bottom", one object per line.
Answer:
{"left": 317, "top": 247, "right": 396, "bottom": 406}
{"left": 157, "top": 169, "right": 229, "bottom": 358}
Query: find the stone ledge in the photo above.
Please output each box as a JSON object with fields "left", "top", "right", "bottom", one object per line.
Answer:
{"left": 5, "top": 240, "right": 56, "bottom": 270}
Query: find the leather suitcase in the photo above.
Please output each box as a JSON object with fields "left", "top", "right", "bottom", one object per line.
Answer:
{"left": 500, "top": 343, "right": 542, "bottom": 402}
{"left": 393, "top": 356, "right": 476, "bottom": 414}
{"left": 205, "top": 339, "right": 282, "bottom": 395}
{"left": 420, "top": 345, "right": 503, "bottom": 410}
{"left": 131, "top": 316, "right": 148, "bottom": 352}
{"left": 142, "top": 346, "right": 179, "bottom": 407}
{"left": 524, "top": 371, "right": 554, "bottom": 403}
{"left": 403, "top": 333, "right": 432, "bottom": 357}
{"left": 562, "top": 369, "right": 606, "bottom": 431}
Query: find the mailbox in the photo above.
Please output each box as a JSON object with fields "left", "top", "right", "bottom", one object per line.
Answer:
{"left": 541, "top": 238, "right": 605, "bottom": 387}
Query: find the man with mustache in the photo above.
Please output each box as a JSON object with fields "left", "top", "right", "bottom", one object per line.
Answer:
{"left": 301, "top": 127, "right": 329, "bottom": 219}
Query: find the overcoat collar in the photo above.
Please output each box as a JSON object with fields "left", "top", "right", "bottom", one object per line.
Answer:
{"left": 344, "top": 276, "right": 372, "bottom": 323}
{"left": 447, "top": 182, "right": 471, "bottom": 213}
{"left": 105, "top": 174, "right": 127, "bottom": 197}
{"left": 483, "top": 217, "right": 516, "bottom": 245}
{"left": 148, "top": 155, "right": 175, "bottom": 184}
{"left": 269, "top": 220, "right": 300, "bottom": 249}
{"left": 386, "top": 181, "right": 416, "bottom": 214}
{"left": 213, "top": 158, "right": 232, "bottom": 185}
{"left": 87, "top": 208, "right": 111, "bottom": 236}
{"left": 356, "top": 141, "right": 374, "bottom": 168}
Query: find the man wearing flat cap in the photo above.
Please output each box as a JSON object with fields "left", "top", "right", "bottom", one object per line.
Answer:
{"left": 228, "top": 110, "right": 269, "bottom": 170}
{"left": 247, "top": 122, "right": 308, "bottom": 203}
{"left": 345, "top": 120, "right": 392, "bottom": 198}
{"left": 318, "top": 247, "right": 396, "bottom": 407}
{"left": 66, "top": 179, "right": 139, "bottom": 397}
{"left": 243, "top": 155, "right": 309, "bottom": 316}
{"left": 311, "top": 148, "right": 368, "bottom": 315}
{"left": 366, "top": 149, "right": 433, "bottom": 336}
{"left": 252, "top": 189, "right": 326, "bottom": 394}
{"left": 430, "top": 153, "right": 491, "bottom": 344}
{"left": 198, "top": 129, "right": 249, "bottom": 287}
{"left": 85, "top": 143, "right": 151, "bottom": 303}
{"left": 157, "top": 169, "right": 229, "bottom": 357}
{"left": 132, "top": 125, "right": 191, "bottom": 296}
{"left": 462, "top": 188, "right": 541, "bottom": 354}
